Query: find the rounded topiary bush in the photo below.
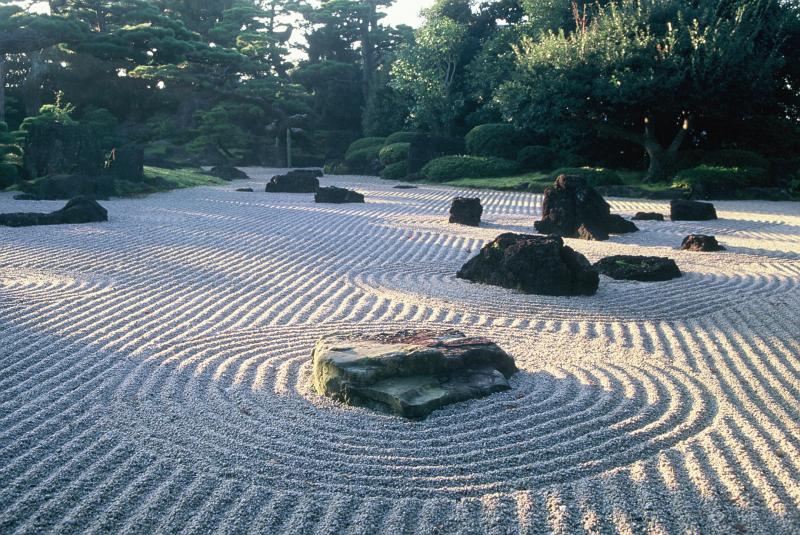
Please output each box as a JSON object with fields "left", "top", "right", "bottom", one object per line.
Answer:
{"left": 345, "top": 146, "right": 382, "bottom": 174}
{"left": 379, "top": 143, "right": 411, "bottom": 166}
{"left": 517, "top": 145, "right": 557, "bottom": 171}
{"left": 701, "top": 150, "right": 769, "bottom": 171}
{"left": 0, "top": 163, "right": 19, "bottom": 188}
{"left": 385, "top": 132, "right": 421, "bottom": 145}
{"left": 346, "top": 137, "right": 386, "bottom": 156}
{"left": 422, "top": 156, "right": 519, "bottom": 182}
{"left": 465, "top": 123, "right": 524, "bottom": 160}
{"left": 673, "top": 165, "right": 767, "bottom": 199}
{"left": 548, "top": 167, "right": 623, "bottom": 187}
{"left": 380, "top": 161, "right": 409, "bottom": 180}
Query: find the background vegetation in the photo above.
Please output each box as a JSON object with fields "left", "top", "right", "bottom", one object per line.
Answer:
{"left": 1, "top": 0, "right": 798, "bottom": 198}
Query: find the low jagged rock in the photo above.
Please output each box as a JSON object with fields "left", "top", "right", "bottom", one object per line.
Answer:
{"left": 534, "top": 174, "right": 638, "bottom": 240}
{"left": 235, "top": 187, "right": 254, "bottom": 192}
{"left": 632, "top": 212, "right": 665, "bottom": 221}
{"left": 312, "top": 329, "right": 518, "bottom": 418}
{"left": 0, "top": 196, "right": 108, "bottom": 227}
{"left": 457, "top": 233, "right": 599, "bottom": 296}
{"left": 670, "top": 200, "right": 717, "bottom": 221}
{"left": 594, "top": 255, "right": 681, "bottom": 282}
{"left": 449, "top": 197, "right": 482, "bottom": 226}
{"left": 265, "top": 172, "right": 320, "bottom": 193}
{"left": 393, "top": 185, "right": 418, "bottom": 189}
{"left": 681, "top": 234, "right": 725, "bottom": 252}
{"left": 315, "top": 186, "right": 365, "bottom": 204}
{"left": 209, "top": 166, "right": 249, "bottom": 181}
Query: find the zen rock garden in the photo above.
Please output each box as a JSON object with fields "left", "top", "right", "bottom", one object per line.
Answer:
{"left": 312, "top": 329, "right": 518, "bottom": 419}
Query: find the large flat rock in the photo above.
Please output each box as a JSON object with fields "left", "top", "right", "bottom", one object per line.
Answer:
{"left": 312, "top": 330, "right": 517, "bottom": 418}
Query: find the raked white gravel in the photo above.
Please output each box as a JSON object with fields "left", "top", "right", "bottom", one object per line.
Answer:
{"left": 1, "top": 170, "right": 799, "bottom": 534}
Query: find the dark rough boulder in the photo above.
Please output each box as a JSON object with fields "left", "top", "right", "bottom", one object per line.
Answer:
{"left": 457, "top": 233, "right": 599, "bottom": 296}
{"left": 315, "top": 186, "right": 365, "bottom": 204}
{"left": 209, "top": 166, "right": 249, "bottom": 181}
{"left": 0, "top": 196, "right": 108, "bottom": 227}
{"left": 107, "top": 146, "right": 144, "bottom": 181}
{"left": 22, "top": 122, "right": 103, "bottom": 178}
{"left": 632, "top": 212, "right": 665, "bottom": 221}
{"left": 265, "top": 172, "right": 320, "bottom": 193}
{"left": 534, "top": 175, "right": 638, "bottom": 240}
{"left": 312, "top": 329, "right": 517, "bottom": 418}
{"left": 593, "top": 255, "right": 681, "bottom": 282}
{"left": 670, "top": 200, "right": 718, "bottom": 221}
{"left": 449, "top": 197, "right": 483, "bottom": 226}
{"left": 235, "top": 187, "right": 254, "bottom": 192}
{"left": 681, "top": 235, "right": 725, "bottom": 252}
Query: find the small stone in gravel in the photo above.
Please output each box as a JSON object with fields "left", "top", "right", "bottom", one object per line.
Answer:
{"left": 632, "top": 212, "right": 665, "bottom": 221}
{"left": 235, "top": 188, "right": 254, "bottom": 192}
{"left": 671, "top": 200, "right": 717, "bottom": 221}
{"left": 393, "top": 185, "right": 418, "bottom": 189}
{"left": 315, "top": 187, "right": 365, "bottom": 204}
{"left": 681, "top": 235, "right": 724, "bottom": 252}
{"left": 594, "top": 255, "right": 682, "bottom": 282}
{"left": 312, "top": 329, "right": 517, "bottom": 419}
{"left": 449, "top": 197, "right": 483, "bottom": 226}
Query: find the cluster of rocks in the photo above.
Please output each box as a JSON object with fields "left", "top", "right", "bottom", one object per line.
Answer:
{"left": 312, "top": 329, "right": 517, "bottom": 418}
{"left": 0, "top": 196, "right": 108, "bottom": 227}
{"left": 534, "top": 174, "right": 639, "bottom": 241}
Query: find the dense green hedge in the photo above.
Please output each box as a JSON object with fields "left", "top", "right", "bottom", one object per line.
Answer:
{"left": 517, "top": 145, "right": 557, "bottom": 170}
{"left": 465, "top": 123, "right": 524, "bottom": 160}
{"left": 673, "top": 165, "right": 767, "bottom": 199}
{"left": 379, "top": 142, "right": 410, "bottom": 166}
{"left": 700, "top": 149, "right": 769, "bottom": 171}
{"left": 422, "top": 155, "right": 519, "bottom": 182}
{"left": 380, "top": 161, "right": 409, "bottom": 180}
{"left": 385, "top": 131, "right": 421, "bottom": 145}
{"left": 549, "top": 167, "right": 623, "bottom": 186}
{"left": 0, "top": 163, "right": 19, "bottom": 188}
{"left": 345, "top": 137, "right": 386, "bottom": 157}
{"left": 344, "top": 145, "right": 382, "bottom": 174}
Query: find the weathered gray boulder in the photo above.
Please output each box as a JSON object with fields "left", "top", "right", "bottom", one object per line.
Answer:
{"left": 457, "top": 233, "right": 599, "bottom": 296}
{"left": 315, "top": 186, "right": 365, "bottom": 204}
{"left": 681, "top": 234, "right": 724, "bottom": 252}
{"left": 312, "top": 330, "right": 517, "bottom": 419}
{"left": 0, "top": 196, "right": 108, "bottom": 227}
{"left": 593, "top": 255, "right": 681, "bottom": 282}
{"left": 449, "top": 197, "right": 483, "bottom": 226}
{"left": 534, "top": 174, "right": 638, "bottom": 240}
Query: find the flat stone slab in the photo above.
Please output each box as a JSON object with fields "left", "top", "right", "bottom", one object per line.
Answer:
{"left": 312, "top": 330, "right": 517, "bottom": 418}
{"left": 594, "top": 255, "right": 682, "bottom": 282}
{"left": 457, "top": 233, "right": 599, "bottom": 296}
{"left": 632, "top": 212, "right": 665, "bottom": 221}
{"left": 315, "top": 187, "right": 365, "bottom": 204}
{"left": 265, "top": 171, "right": 320, "bottom": 193}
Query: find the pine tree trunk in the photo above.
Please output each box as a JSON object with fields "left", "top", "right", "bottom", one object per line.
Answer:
{"left": 0, "top": 57, "right": 6, "bottom": 124}
{"left": 644, "top": 142, "right": 672, "bottom": 183}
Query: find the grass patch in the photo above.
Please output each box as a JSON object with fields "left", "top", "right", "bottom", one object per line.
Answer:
{"left": 115, "top": 166, "right": 225, "bottom": 196}
{"left": 435, "top": 172, "right": 551, "bottom": 191}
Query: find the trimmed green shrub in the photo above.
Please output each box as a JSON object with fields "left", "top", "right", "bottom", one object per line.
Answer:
{"left": 465, "top": 123, "right": 524, "bottom": 160}
{"left": 379, "top": 143, "right": 410, "bottom": 166}
{"left": 673, "top": 165, "right": 767, "bottom": 199}
{"left": 517, "top": 145, "right": 557, "bottom": 170}
{"left": 345, "top": 145, "right": 382, "bottom": 174}
{"left": 0, "top": 163, "right": 19, "bottom": 188}
{"left": 385, "top": 131, "right": 421, "bottom": 145}
{"left": 701, "top": 149, "right": 769, "bottom": 171}
{"left": 549, "top": 167, "right": 623, "bottom": 187}
{"left": 407, "top": 135, "right": 465, "bottom": 172}
{"left": 346, "top": 137, "right": 386, "bottom": 157}
{"left": 422, "top": 156, "right": 519, "bottom": 182}
{"left": 381, "top": 161, "right": 409, "bottom": 180}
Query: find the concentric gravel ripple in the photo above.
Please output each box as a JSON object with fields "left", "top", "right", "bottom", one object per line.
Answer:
{"left": 1, "top": 172, "right": 799, "bottom": 533}
{"left": 108, "top": 323, "right": 716, "bottom": 499}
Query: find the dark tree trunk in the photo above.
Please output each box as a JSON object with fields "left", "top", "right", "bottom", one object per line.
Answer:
{"left": 0, "top": 57, "right": 6, "bottom": 124}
